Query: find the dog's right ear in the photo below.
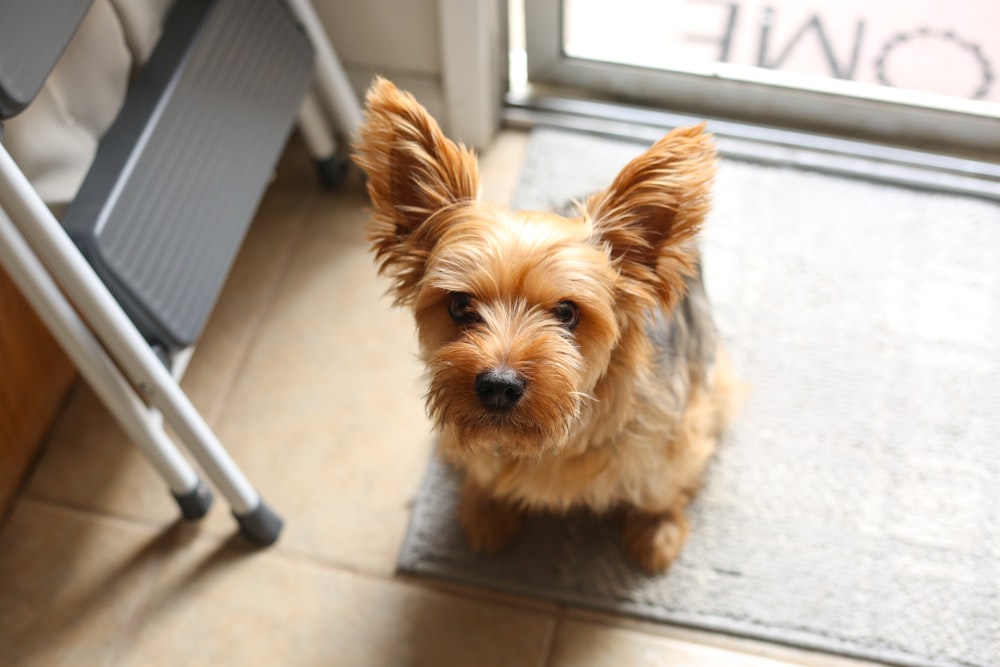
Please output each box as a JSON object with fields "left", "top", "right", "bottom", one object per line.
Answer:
{"left": 354, "top": 77, "right": 481, "bottom": 305}
{"left": 585, "top": 124, "right": 715, "bottom": 313}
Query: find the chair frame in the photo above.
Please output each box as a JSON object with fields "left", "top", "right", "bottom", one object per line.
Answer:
{"left": 0, "top": 0, "right": 362, "bottom": 544}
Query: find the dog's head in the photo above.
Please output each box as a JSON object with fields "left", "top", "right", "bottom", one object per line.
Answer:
{"left": 354, "top": 78, "right": 715, "bottom": 458}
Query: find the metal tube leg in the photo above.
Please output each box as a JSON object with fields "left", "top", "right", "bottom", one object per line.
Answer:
{"left": 284, "top": 0, "right": 363, "bottom": 141}
{"left": 0, "top": 146, "right": 281, "bottom": 545}
{"left": 298, "top": 90, "right": 349, "bottom": 188}
{"left": 298, "top": 90, "right": 337, "bottom": 160}
{"left": 0, "top": 207, "right": 213, "bottom": 519}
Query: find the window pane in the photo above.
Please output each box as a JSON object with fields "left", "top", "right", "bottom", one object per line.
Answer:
{"left": 564, "top": 0, "right": 998, "bottom": 103}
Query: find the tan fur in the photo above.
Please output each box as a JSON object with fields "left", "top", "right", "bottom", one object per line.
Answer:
{"left": 354, "top": 78, "right": 735, "bottom": 573}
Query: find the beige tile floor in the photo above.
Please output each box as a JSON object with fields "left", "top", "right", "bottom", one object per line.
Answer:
{"left": 0, "top": 132, "right": 883, "bottom": 667}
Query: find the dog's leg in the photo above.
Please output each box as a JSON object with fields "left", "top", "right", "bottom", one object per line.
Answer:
{"left": 457, "top": 478, "right": 524, "bottom": 554}
{"left": 621, "top": 350, "right": 739, "bottom": 574}
{"left": 620, "top": 396, "right": 722, "bottom": 574}
{"left": 622, "top": 506, "right": 691, "bottom": 574}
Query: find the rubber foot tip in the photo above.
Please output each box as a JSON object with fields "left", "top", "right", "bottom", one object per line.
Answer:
{"left": 234, "top": 501, "right": 283, "bottom": 546}
{"left": 172, "top": 479, "right": 213, "bottom": 520}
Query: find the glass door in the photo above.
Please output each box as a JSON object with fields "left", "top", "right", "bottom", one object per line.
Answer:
{"left": 522, "top": 0, "right": 1000, "bottom": 155}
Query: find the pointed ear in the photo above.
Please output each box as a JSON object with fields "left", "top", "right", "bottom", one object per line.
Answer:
{"left": 585, "top": 124, "right": 716, "bottom": 310}
{"left": 353, "top": 77, "right": 481, "bottom": 304}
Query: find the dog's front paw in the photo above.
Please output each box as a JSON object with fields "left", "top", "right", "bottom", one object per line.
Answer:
{"left": 622, "top": 509, "right": 690, "bottom": 574}
{"left": 457, "top": 480, "right": 523, "bottom": 554}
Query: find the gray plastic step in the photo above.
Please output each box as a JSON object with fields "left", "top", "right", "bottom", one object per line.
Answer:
{"left": 0, "top": 0, "right": 93, "bottom": 119}
{"left": 62, "top": 0, "right": 313, "bottom": 351}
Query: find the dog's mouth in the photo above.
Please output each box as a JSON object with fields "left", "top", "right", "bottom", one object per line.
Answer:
{"left": 454, "top": 417, "right": 567, "bottom": 458}
{"left": 430, "top": 391, "right": 583, "bottom": 459}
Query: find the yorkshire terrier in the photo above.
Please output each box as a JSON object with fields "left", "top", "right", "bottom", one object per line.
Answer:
{"left": 354, "top": 78, "right": 736, "bottom": 573}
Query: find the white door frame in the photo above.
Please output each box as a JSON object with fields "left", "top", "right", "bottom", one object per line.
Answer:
{"left": 438, "top": 0, "right": 505, "bottom": 149}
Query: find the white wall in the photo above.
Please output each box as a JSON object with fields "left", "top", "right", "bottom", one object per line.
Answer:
{"left": 311, "top": 0, "right": 502, "bottom": 148}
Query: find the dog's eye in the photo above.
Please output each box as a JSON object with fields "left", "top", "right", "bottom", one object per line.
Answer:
{"left": 448, "top": 292, "right": 482, "bottom": 325}
{"left": 552, "top": 301, "right": 580, "bottom": 330}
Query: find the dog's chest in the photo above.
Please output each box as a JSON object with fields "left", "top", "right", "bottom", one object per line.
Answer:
{"left": 462, "top": 409, "right": 687, "bottom": 512}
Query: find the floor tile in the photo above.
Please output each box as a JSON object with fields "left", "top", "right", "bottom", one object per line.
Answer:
{"left": 479, "top": 130, "right": 530, "bottom": 204}
{"left": 117, "top": 532, "right": 555, "bottom": 667}
{"left": 22, "top": 382, "right": 180, "bottom": 523}
{"left": 562, "top": 610, "right": 882, "bottom": 667}
{"left": 548, "top": 619, "right": 805, "bottom": 667}
{"left": 0, "top": 502, "right": 159, "bottom": 666}
{"left": 199, "top": 200, "right": 433, "bottom": 573}
{"left": 400, "top": 574, "right": 562, "bottom": 616}
{"left": 304, "top": 181, "right": 375, "bottom": 245}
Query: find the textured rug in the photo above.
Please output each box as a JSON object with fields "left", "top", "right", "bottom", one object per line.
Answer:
{"left": 397, "top": 128, "right": 1000, "bottom": 667}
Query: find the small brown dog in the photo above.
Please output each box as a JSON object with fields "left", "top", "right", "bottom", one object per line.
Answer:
{"left": 354, "top": 78, "right": 736, "bottom": 573}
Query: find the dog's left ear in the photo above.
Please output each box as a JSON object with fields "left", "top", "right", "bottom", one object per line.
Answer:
{"left": 586, "top": 124, "right": 716, "bottom": 310}
{"left": 354, "top": 77, "right": 481, "bottom": 305}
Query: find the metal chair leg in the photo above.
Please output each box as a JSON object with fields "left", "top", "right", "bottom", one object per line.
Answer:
{"left": 0, "top": 146, "right": 281, "bottom": 545}
{"left": 284, "top": 0, "right": 363, "bottom": 141}
{"left": 298, "top": 90, "right": 350, "bottom": 188}
{"left": 0, "top": 206, "right": 213, "bottom": 519}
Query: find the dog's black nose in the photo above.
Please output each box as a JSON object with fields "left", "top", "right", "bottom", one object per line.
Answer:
{"left": 475, "top": 368, "right": 526, "bottom": 410}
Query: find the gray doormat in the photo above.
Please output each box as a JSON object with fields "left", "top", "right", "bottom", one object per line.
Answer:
{"left": 397, "top": 129, "right": 1000, "bottom": 667}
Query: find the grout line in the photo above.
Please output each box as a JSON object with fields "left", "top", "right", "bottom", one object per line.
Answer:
{"left": 16, "top": 496, "right": 544, "bottom": 607}
{"left": 541, "top": 605, "right": 566, "bottom": 667}
{"left": 15, "top": 496, "right": 358, "bottom": 569}
{"left": 17, "top": 496, "right": 175, "bottom": 532}
{"left": 15, "top": 496, "right": 386, "bottom": 581}
{"left": 394, "top": 572, "right": 563, "bottom": 616}
{"left": 18, "top": 495, "right": 570, "bottom": 628}
{"left": 9, "top": 376, "right": 85, "bottom": 523}
{"left": 263, "top": 546, "right": 403, "bottom": 583}
{"left": 105, "top": 531, "right": 164, "bottom": 666}
{"left": 17, "top": 491, "right": 186, "bottom": 663}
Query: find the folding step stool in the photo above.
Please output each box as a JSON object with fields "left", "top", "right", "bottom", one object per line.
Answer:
{"left": 0, "top": 0, "right": 362, "bottom": 544}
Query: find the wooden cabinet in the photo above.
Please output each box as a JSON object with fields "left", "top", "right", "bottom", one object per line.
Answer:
{"left": 0, "top": 266, "right": 76, "bottom": 516}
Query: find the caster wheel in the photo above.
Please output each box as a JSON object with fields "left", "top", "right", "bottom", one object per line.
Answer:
{"left": 314, "top": 153, "right": 350, "bottom": 189}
